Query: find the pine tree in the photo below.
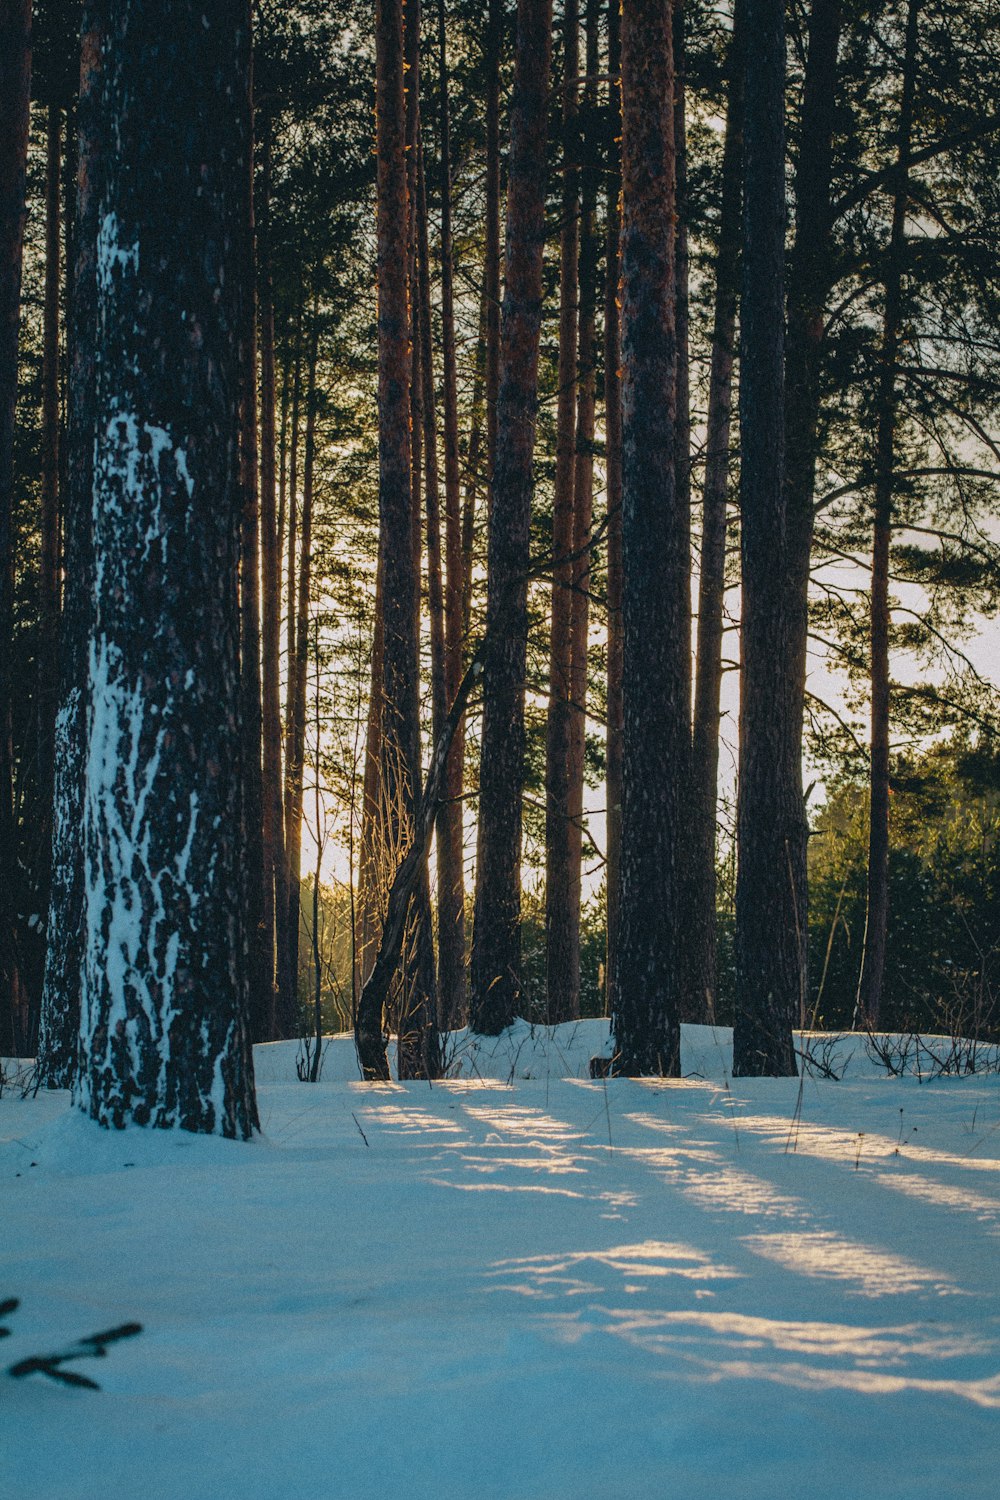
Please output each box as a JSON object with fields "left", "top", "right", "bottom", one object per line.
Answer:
{"left": 73, "top": 0, "right": 258, "bottom": 1136}
{"left": 469, "top": 0, "right": 553, "bottom": 1036}
{"left": 610, "top": 0, "right": 685, "bottom": 1077}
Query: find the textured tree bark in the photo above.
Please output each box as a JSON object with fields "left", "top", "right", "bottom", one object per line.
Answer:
{"left": 258, "top": 114, "right": 290, "bottom": 1041}
{"left": 782, "top": 0, "right": 843, "bottom": 1026}
{"left": 484, "top": 0, "right": 503, "bottom": 517}
{"left": 686, "top": 0, "right": 745, "bottom": 1027}
{"left": 75, "top": 0, "right": 258, "bottom": 1135}
{"left": 285, "top": 313, "right": 319, "bottom": 1020}
{"left": 238, "top": 58, "right": 269, "bottom": 1046}
{"left": 545, "top": 0, "right": 580, "bottom": 1026}
{"left": 0, "top": 0, "right": 32, "bottom": 1056}
{"left": 733, "top": 0, "right": 799, "bottom": 1078}
{"left": 435, "top": 0, "right": 467, "bottom": 1031}
{"left": 37, "top": 102, "right": 63, "bottom": 893}
{"left": 564, "top": 0, "right": 600, "bottom": 1023}
{"left": 603, "top": 0, "right": 622, "bottom": 1022}
{"left": 470, "top": 0, "right": 552, "bottom": 1036}
{"left": 39, "top": 13, "right": 100, "bottom": 1088}
{"left": 857, "top": 0, "right": 920, "bottom": 1029}
{"left": 610, "top": 0, "right": 684, "bottom": 1077}
{"left": 356, "top": 0, "right": 441, "bottom": 1081}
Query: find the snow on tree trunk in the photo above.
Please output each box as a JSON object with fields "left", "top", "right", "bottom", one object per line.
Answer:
{"left": 75, "top": 0, "right": 258, "bottom": 1137}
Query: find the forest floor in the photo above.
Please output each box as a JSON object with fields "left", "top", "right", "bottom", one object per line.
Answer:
{"left": 3, "top": 1020, "right": 999, "bottom": 1499}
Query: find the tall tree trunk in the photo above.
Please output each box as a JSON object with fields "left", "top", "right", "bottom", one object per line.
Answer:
{"left": 356, "top": 0, "right": 441, "bottom": 1081}
{"left": 857, "top": 0, "right": 920, "bottom": 1029}
{"left": 686, "top": 0, "right": 746, "bottom": 1026}
{"left": 76, "top": 0, "right": 258, "bottom": 1136}
{"left": 733, "top": 0, "right": 799, "bottom": 1078}
{"left": 484, "top": 0, "right": 503, "bottom": 510}
{"left": 285, "top": 314, "right": 319, "bottom": 1012}
{"left": 284, "top": 300, "right": 303, "bottom": 766}
{"left": 258, "top": 113, "right": 290, "bottom": 1040}
{"left": 545, "top": 0, "right": 580, "bottom": 1025}
{"left": 239, "top": 63, "right": 269, "bottom": 1046}
{"left": 461, "top": 285, "right": 487, "bottom": 644}
{"left": 0, "top": 0, "right": 32, "bottom": 1056}
{"left": 41, "top": 10, "right": 103, "bottom": 1088}
{"left": 603, "top": 0, "right": 622, "bottom": 1021}
{"left": 610, "top": 0, "right": 684, "bottom": 1077}
{"left": 672, "top": 0, "right": 691, "bottom": 739}
{"left": 37, "top": 102, "right": 62, "bottom": 882}
{"left": 782, "top": 0, "right": 844, "bottom": 1027}
{"left": 435, "top": 0, "right": 467, "bottom": 1031}
{"left": 469, "top": 0, "right": 553, "bottom": 1036}
{"left": 564, "top": 0, "right": 600, "bottom": 1022}
{"left": 275, "top": 293, "right": 303, "bottom": 1025}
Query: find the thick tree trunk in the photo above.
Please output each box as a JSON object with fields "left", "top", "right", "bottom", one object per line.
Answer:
{"left": 686, "top": 0, "right": 745, "bottom": 1026}
{"left": 76, "top": 0, "right": 258, "bottom": 1136}
{"left": 603, "top": 0, "right": 622, "bottom": 1021}
{"left": 435, "top": 0, "right": 467, "bottom": 1031}
{"left": 545, "top": 0, "right": 580, "bottom": 1025}
{"left": 733, "top": 0, "right": 799, "bottom": 1078}
{"left": 258, "top": 114, "right": 290, "bottom": 1040}
{"left": 285, "top": 314, "right": 319, "bottom": 1021}
{"left": 857, "top": 0, "right": 920, "bottom": 1029}
{"left": 469, "top": 0, "right": 552, "bottom": 1036}
{"left": 356, "top": 0, "right": 441, "bottom": 1081}
{"left": 610, "top": 0, "right": 684, "bottom": 1077}
{"left": 0, "top": 0, "right": 31, "bottom": 1056}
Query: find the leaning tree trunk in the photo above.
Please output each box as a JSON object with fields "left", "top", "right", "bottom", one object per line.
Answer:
{"left": 38, "top": 9, "right": 101, "bottom": 1088}
{"left": 545, "top": 0, "right": 580, "bottom": 1026}
{"left": 686, "top": 0, "right": 745, "bottom": 1026}
{"left": 733, "top": 0, "right": 799, "bottom": 1078}
{"left": 857, "top": 0, "right": 920, "bottom": 1029}
{"left": 0, "top": 0, "right": 32, "bottom": 1057}
{"left": 356, "top": 0, "right": 441, "bottom": 1081}
{"left": 469, "top": 0, "right": 553, "bottom": 1036}
{"left": 603, "top": 0, "right": 622, "bottom": 1021}
{"left": 75, "top": 0, "right": 258, "bottom": 1137}
{"left": 610, "top": 0, "right": 685, "bottom": 1077}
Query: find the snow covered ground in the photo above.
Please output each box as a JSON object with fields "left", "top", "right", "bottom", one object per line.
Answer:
{"left": 3, "top": 1021, "right": 999, "bottom": 1499}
